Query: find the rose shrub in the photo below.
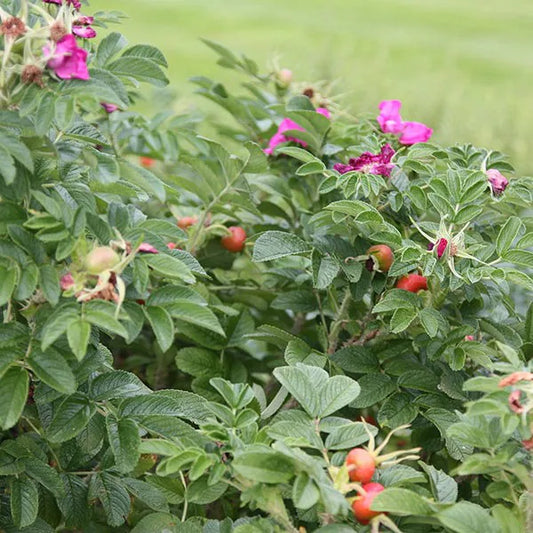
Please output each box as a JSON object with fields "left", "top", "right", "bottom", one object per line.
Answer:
{"left": 0, "top": 1, "right": 532, "bottom": 532}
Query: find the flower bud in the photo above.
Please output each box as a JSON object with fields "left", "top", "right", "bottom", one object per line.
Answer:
{"left": 277, "top": 68, "right": 292, "bottom": 87}
{"left": 486, "top": 169, "right": 509, "bottom": 195}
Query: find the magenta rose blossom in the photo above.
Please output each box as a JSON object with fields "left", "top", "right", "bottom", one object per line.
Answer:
{"left": 75, "top": 16, "right": 94, "bottom": 25}
{"left": 73, "top": 25, "right": 96, "bottom": 39}
{"left": 377, "top": 100, "right": 404, "bottom": 134}
{"left": 264, "top": 107, "right": 330, "bottom": 155}
{"left": 44, "top": 34, "right": 89, "bottom": 80}
{"left": 43, "top": 0, "right": 81, "bottom": 8}
{"left": 334, "top": 143, "right": 395, "bottom": 177}
{"left": 399, "top": 121, "right": 433, "bottom": 145}
{"left": 377, "top": 100, "right": 432, "bottom": 145}
{"left": 486, "top": 168, "right": 509, "bottom": 195}
{"left": 101, "top": 103, "right": 119, "bottom": 113}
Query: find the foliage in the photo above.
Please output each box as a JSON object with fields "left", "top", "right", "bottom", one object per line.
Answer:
{"left": 0, "top": 1, "right": 532, "bottom": 532}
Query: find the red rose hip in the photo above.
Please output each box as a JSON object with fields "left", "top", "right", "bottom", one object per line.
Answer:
{"left": 221, "top": 226, "right": 246, "bottom": 253}
{"left": 351, "top": 482, "right": 385, "bottom": 525}
{"left": 367, "top": 244, "right": 394, "bottom": 272}
{"left": 177, "top": 216, "right": 198, "bottom": 230}
{"left": 395, "top": 273, "right": 428, "bottom": 293}
{"left": 346, "top": 448, "right": 376, "bottom": 483}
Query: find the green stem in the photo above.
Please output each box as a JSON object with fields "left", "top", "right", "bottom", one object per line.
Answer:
{"left": 327, "top": 287, "right": 352, "bottom": 354}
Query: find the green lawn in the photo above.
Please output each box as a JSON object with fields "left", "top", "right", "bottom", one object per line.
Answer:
{"left": 90, "top": 0, "right": 533, "bottom": 174}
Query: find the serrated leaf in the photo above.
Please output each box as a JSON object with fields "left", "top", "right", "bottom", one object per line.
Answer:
{"left": 92, "top": 472, "right": 131, "bottom": 527}
{"left": 144, "top": 254, "right": 195, "bottom": 283}
{"left": 144, "top": 306, "right": 175, "bottom": 352}
{"left": 371, "top": 487, "right": 434, "bottom": 516}
{"left": 0, "top": 366, "right": 29, "bottom": 430}
{"left": 253, "top": 231, "right": 311, "bottom": 262}
{"left": 90, "top": 370, "right": 150, "bottom": 401}
{"left": 107, "top": 415, "right": 141, "bottom": 473}
{"left": 28, "top": 348, "right": 76, "bottom": 394}
{"left": 378, "top": 392, "right": 418, "bottom": 428}
{"left": 66, "top": 318, "right": 91, "bottom": 361}
{"left": 10, "top": 477, "right": 39, "bottom": 528}
{"left": 46, "top": 394, "right": 95, "bottom": 443}
{"left": 232, "top": 447, "right": 294, "bottom": 484}
{"left": 436, "top": 502, "right": 500, "bottom": 533}
{"left": 496, "top": 216, "right": 523, "bottom": 255}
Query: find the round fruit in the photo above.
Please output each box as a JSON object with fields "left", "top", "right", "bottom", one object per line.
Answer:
{"left": 221, "top": 226, "right": 246, "bottom": 253}
{"left": 396, "top": 273, "right": 428, "bottom": 293}
{"left": 177, "top": 216, "right": 198, "bottom": 230}
{"left": 351, "top": 482, "right": 385, "bottom": 525}
{"left": 85, "top": 246, "right": 120, "bottom": 274}
{"left": 346, "top": 448, "right": 375, "bottom": 483}
{"left": 367, "top": 244, "right": 394, "bottom": 272}
{"left": 139, "top": 156, "right": 155, "bottom": 168}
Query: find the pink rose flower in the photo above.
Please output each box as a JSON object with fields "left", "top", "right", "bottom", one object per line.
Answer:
{"left": 399, "top": 121, "right": 433, "bottom": 145}
{"left": 436, "top": 238, "right": 448, "bottom": 258}
{"left": 101, "top": 103, "right": 119, "bottom": 113}
{"left": 486, "top": 169, "right": 509, "bottom": 195}
{"left": 72, "top": 25, "right": 96, "bottom": 39}
{"left": 44, "top": 34, "right": 89, "bottom": 80}
{"left": 43, "top": 0, "right": 81, "bottom": 8}
{"left": 377, "top": 100, "right": 404, "bottom": 134}
{"left": 377, "top": 100, "right": 432, "bottom": 145}
{"left": 138, "top": 242, "right": 159, "bottom": 254}
{"left": 75, "top": 16, "right": 94, "bottom": 25}
{"left": 264, "top": 107, "right": 330, "bottom": 155}
{"left": 334, "top": 144, "right": 395, "bottom": 177}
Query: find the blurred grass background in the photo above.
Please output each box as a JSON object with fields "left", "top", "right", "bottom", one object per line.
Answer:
{"left": 90, "top": 0, "right": 533, "bottom": 174}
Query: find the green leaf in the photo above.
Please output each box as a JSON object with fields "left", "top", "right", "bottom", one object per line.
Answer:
{"left": 123, "top": 44, "right": 168, "bottom": 67}
{"left": 419, "top": 461, "right": 458, "bottom": 503}
{"left": 96, "top": 32, "right": 128, "bottom": 66}
{"left": 371, "top": 487, "right": 434, "bottom": 516}
{"left": 0, "top": 366, "right": 29, "bottom": 430}
{"left": 84, "top": 302, "right": 128, "bottom": 338}
{"left": 232, "top": 447, "right": 294, "bottom": 483}
{"left": 436, "top": 502, "right": 500, "bottom": 533}
{"left": 0, "top": 144, "right": 16, "bottom": 184}
{"left": 0, "top": 264, "right": 16, "bottom": 306}
{"left": 325, "top": 421, "right": 378, "bottom": 450}
{"left": 47, "top": 394, "right": 95, "bottom": 443}
{"left": 390, "top": 307, "right": 418, "bottom": 333}
{"left": 41, "top": 304, "right": 79, "bottom": 351}
{"left": 120, "top": 391, "right": 211, "bottom": 424}
{"left": 377, "top": 392, "right": 418, "bottom": 428}
{"left": 502, "top": 249, "right": 533, "bottom": 268}
{"left": 312, "top": 252, "right": 340, "bottom": 289}
{"left": 350, "top": 373, "right": 396, "bottom": 408}
{"left": 123, "top": 478, "right": 169, "bottom": 512}
{"left": 274, "top": 364, "right": 360, "bottom": 418}
{"left": 38, "top": 264, "right": 60, "bottom": 306}
{"left": 108, "top": 56, "right": 169, "bottom": 86}
{"left": 23, "top": 458, "right": 64, "bottom": 498}
{"left": 252, "top": 231, "right": 311, "bottom": 262}
{"left": 496, "top": 216, "right": 523, "bottom": 255}
{"left": 106, "top": 415, "right": 141, "bottom": 473}
{"left": 175, "top": 347, "right": 221, "bottom": 378}
{"left": 167, "top": 301, "right": 225, "bottom": 337}
{"left": 131, "top": 513, "right": 180, "bottom": 533}
{"left": 90, "top": 370, "right": 151, "bottom": 401}
{"left": 92, "top": 472, "right": 131, "bottom": 527}
{"left": 28, "top": 348, "right": 76, "bottom": 394}
{"left": 144, "top": 306, "right": 175, "bottom": 352}
{"left": 67, "top": 318, "right": 91, "bottom": 361}
{"left": 59, "top": 474, "right": 90, "bottom": 528}
{"left": 292, "top": 472, "right": 319, "bottom": 510}
{"left": 10, "top": 477, "right": 39, "bottom": 528}
{"left": 143, "top": 254, "right": 195, "bottom": 283}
